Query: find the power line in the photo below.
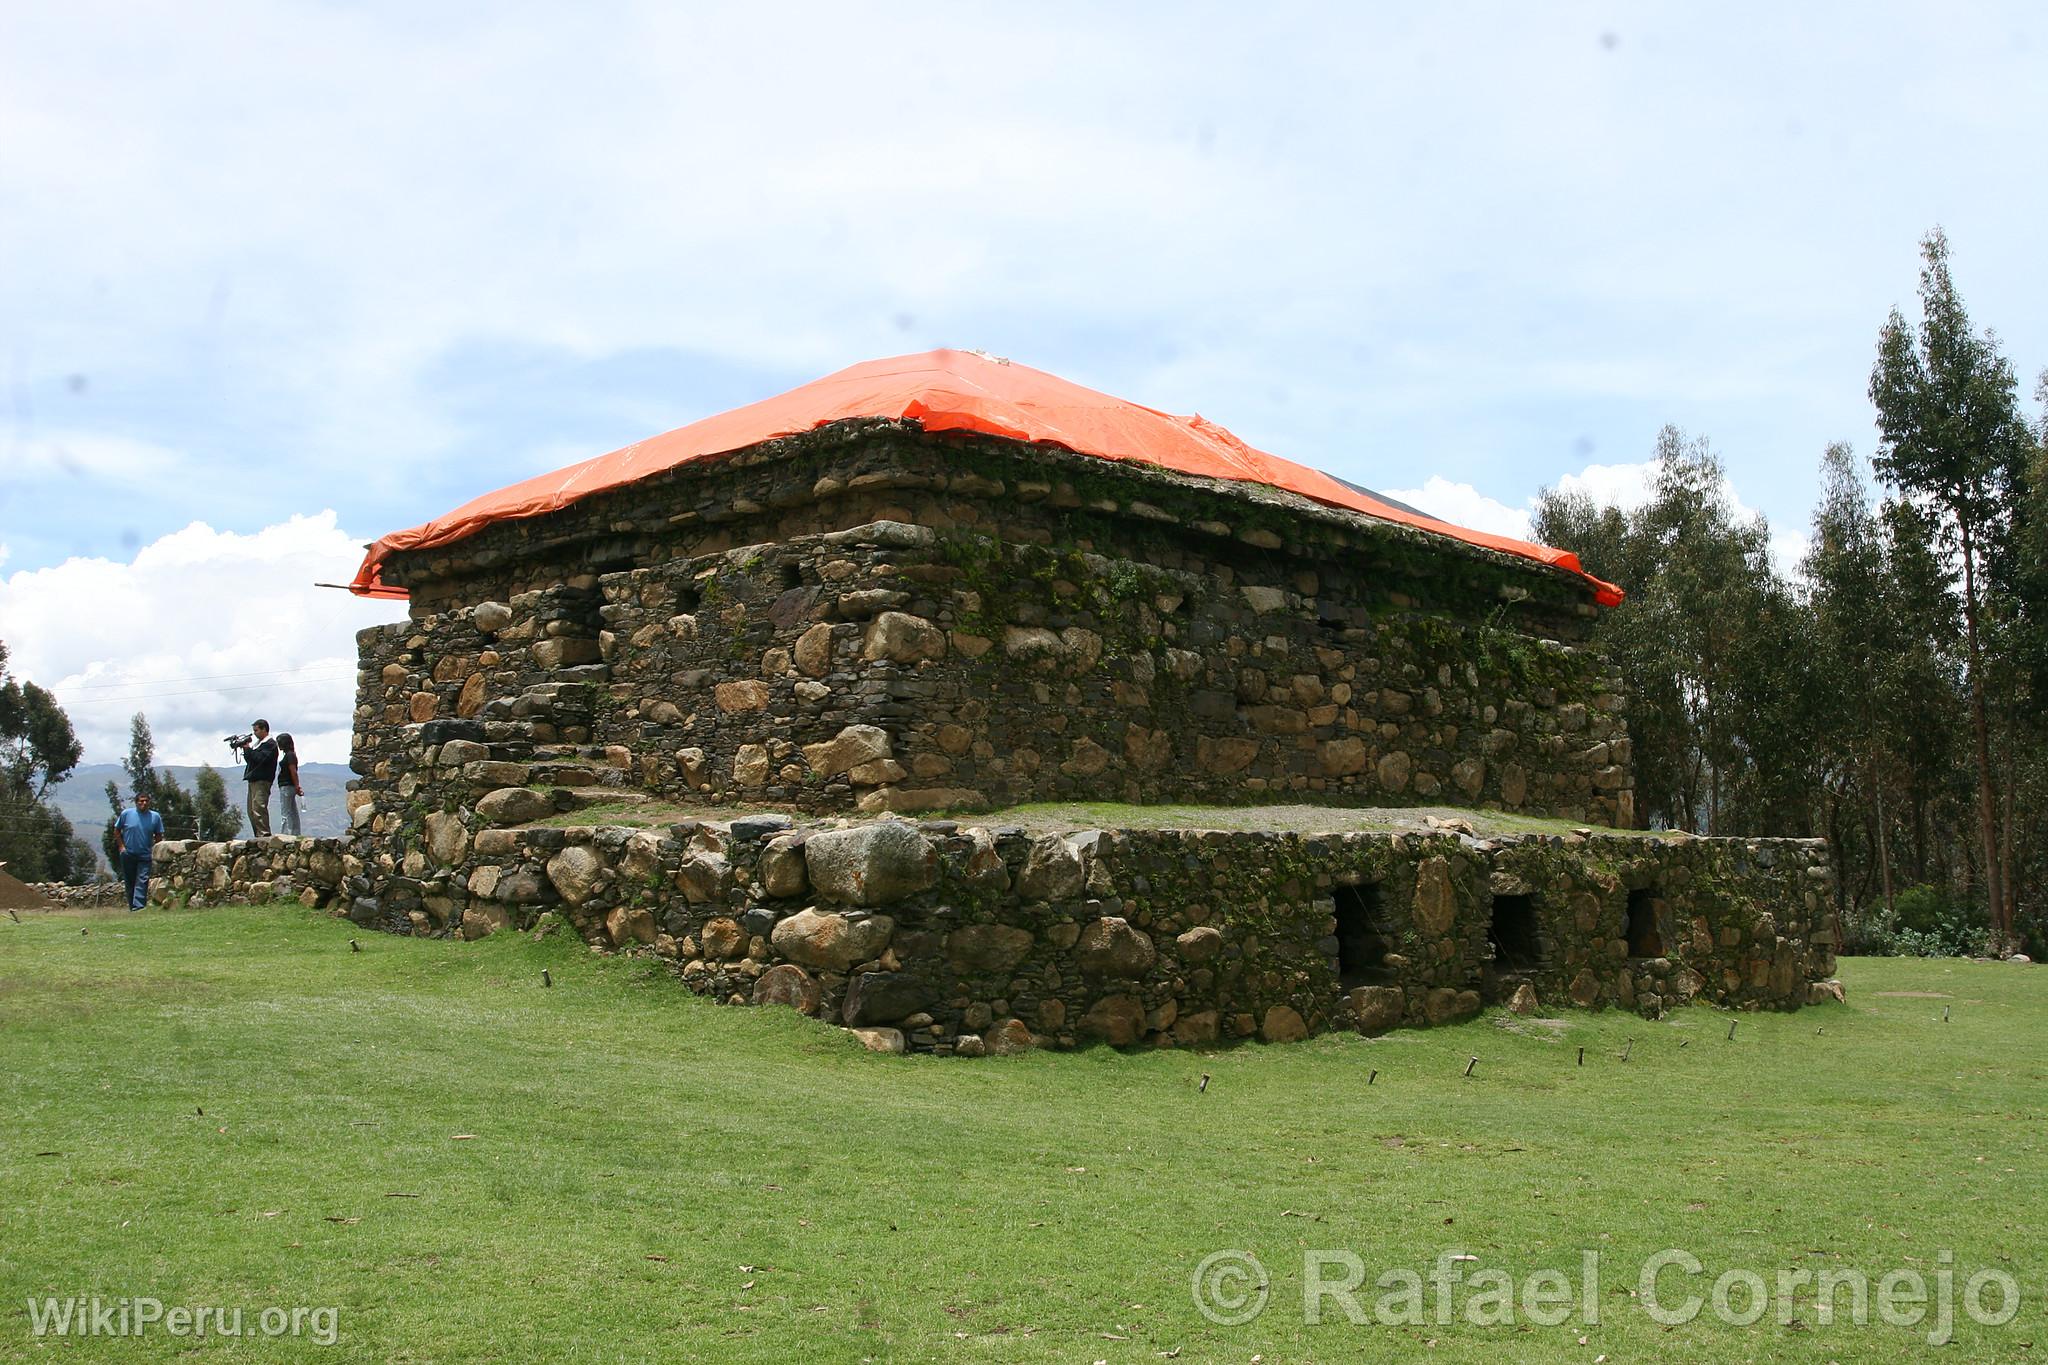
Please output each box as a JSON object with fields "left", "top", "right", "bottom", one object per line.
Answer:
{"left": 52, "top": 661, "right": 362, "bottom": 692}
{"left": 59, "top": 674, "right": 357, "bottom": 704}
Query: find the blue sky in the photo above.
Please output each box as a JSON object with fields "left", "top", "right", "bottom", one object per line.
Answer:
{"left": 2, "top": 1, "right": 2043, "bottom": 763}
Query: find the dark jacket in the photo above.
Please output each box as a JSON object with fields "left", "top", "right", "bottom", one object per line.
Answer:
{"left": 242, "top": 737, "right": 279, "bottom": 783}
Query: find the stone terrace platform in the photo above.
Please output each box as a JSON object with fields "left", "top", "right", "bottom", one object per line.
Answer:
{"left": 148, "top": 802, "right": 1840, "bottom": 1056}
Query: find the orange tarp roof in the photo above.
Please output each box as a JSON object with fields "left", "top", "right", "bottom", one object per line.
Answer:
{"left": 350, "top": 349, "right": 1622, "bottom": 605}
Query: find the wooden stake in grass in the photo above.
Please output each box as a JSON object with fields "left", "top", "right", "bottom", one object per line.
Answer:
{"left": 1367, "top": 1069, "right": 1378, "bottom": 1086}
{"left": 1727, "top": 1019, "right": 1738, "bottom": 1040}
{"left": 542, "top": 969, "right": 553, "bottom": 989}
{"left": 1620, "top": 1038, "right": 1634, "bottom": 1062}
{"left": 1577, "top": 1047, "right": 1585, "bottom": 1067}
{"left": 1943, "top": 1006, "right": 1951, "bottom": 1023}
{"left": 349, "top": 939, "right": 360, "bottom": 953}
{"left": 1198, "top": 1073, "right": 1210, "bottom": 1093}
{"left": 1463, "top": 1056, "right": 1478, "bottom": 1078}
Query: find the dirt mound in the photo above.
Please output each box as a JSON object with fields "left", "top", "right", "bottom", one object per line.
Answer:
{"left": 0, "top": 871, "right": 57, "bottom": 912}
{"left": 0, "top": 868, "right": 54, "bottom": 911}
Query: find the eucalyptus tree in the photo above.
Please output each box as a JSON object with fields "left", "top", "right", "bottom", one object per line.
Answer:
{"left": 1869, "top": 229, "right": 2034, "bottom": 945}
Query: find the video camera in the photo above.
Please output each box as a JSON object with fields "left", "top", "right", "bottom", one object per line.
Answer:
{"left": 223, "top": 733, "right": 254, "bottom": 751}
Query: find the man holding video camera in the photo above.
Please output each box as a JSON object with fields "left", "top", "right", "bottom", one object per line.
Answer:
{"left": 227, "top": 719, "right": 280, "bottom": 838}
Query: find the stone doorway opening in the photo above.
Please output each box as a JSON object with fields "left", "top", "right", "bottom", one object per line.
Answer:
{"left": 1334, "top": 883, "right": 1394, "bottom": 988}
{"left": 1488, "top": 893, "right": 1542, "bottom": 970}
{"left": 1626, "top": 888, "right": 1665, "bottom": 958}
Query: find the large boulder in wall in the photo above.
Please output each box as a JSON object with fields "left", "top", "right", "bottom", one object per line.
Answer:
{"left": 802, "top": 822, "right": 936, "bottom": 906}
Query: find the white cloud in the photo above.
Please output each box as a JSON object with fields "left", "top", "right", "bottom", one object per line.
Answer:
{"left": 0, "top": 513, "right": 405, "bottom": 766}
{"left": 1381, "top": 475, "right": 1534, "bottom": 541}
{"left": 1390, "top": 459, "right": 1809, "bottom": 578}
{"left": 1551, "top": 462, "right": 1660, "bottom": 514}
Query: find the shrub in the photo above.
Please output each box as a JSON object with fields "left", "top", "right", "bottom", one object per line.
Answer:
{"left": 1847, "top": 884, "right": 1991, "bottom": 958}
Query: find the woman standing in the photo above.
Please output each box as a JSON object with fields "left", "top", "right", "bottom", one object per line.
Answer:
{"left": 275, "top": 732, "right": 304, "bottom": 836}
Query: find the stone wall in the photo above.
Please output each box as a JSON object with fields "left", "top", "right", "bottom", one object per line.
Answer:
{"left": 26, "top": 882, "right": 125, "bottom": 909}
{"left": 350, "top": 423, "right": 1631, "bottom": 831}
{"left": 146, "top": 820, "right": 1840, "bottom": 1054}
{"left": 148, "top": 837, "right": 350, "bottom": 911}
{"left": 350, "top": 516, "right": 1629, "bottom": 842}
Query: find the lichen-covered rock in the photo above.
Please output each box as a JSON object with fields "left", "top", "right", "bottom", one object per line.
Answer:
{"left": 494, "top": 870, "right": 549, "bottom": 903}
{"left": 731, "top": 744, "right": 771, "bottom": 787}
{"left": 530, "top": 637, "right": 600, "bottom": 669}
{"left": 1319, "top": 737, "right": 1370, "bottom": 776}
{"left": 1260, "top": 1004, "right": 1309, "bottom": 1042}
{"left": 847, "top": 1026, "right": 905, "bottom": 1054}
{"left": 945, "top": 923, "right": 1035, "bottom": 974}
{"left": 984, "top": 1018, "right": 1036, "bottom": 1054}
{"left": 713, "top": 680, "right": 769, "bottom": 713}
{"left": 545, "top": 845, "right": 609, "bottom": 906}
{"left": 1171, "top": 1009, "right": 1220, "bottom": 1044}
{"left": 460, "top": 904, "right": 508, "bottom": 940}
{"left": 1423, "top": 986, "right": 1480, "bottom": 1025}
{"left": 1507, "top": 983, "right": 1541, "bottom": 1015}
{"left": 1080, "top": 994, "right": 1145, "bottom": 1045}
{"left": 758, "top": 835, "right": 809, "bottom": 898}
{"left": 751, "top": 963, "right": 822, "bottom": 1015}
{"left": 1568, "top": 968, "right": 1602, "bottom": 1008}
{"left": 605, "top": 905, "right": 656, "bottom": 946}
{"left": 675, "top": 852, "right": 731, "bottom": 903}
{"left": 842, "top": 971, "right": 933, "bottom": 1026}
{"left": 475, "top": 787, "right": 552, "bottom": 825}
{"left": 770, "top": 908, "right": 896, "bottom": 971}
{"left": 803, "top": 822, "right": 936, "bottom": 906}
{"left": 437, "top": 739, "right": 489, "bottom": 767}
{"left": 1174, "top": 925, "right": 1224, "bottom": 961}
{"left": 699, "top": 916, "right": 746, "bottom": 960}
{"left": 802, "top": 725, "right": 893, "bottom": 779}
{"left": 1017, "top": 834, "right": 1086, "bottom": 901}
{"left": 1075, "top": 916, "right": 1155, "bottom": 977}
{"left": 1413, "top": 856, "right": 1457, "bottom": 937}
{"left": 619, "top": 831, "right": 666, "bottom": 884}
{"left": 1346, "top": 985, "right": 1404, "bottom": 1033}
{"left": 793, "top": 622, "right": 834, "bottom": 677}
{"left": 423, "top": 811, "right": 469, "bottom": 866}
{"left": 862, "top": 611, "right": 946, "bottom": 664}
{"left": 471, "top": 601, "right": 513, "bottom": 634}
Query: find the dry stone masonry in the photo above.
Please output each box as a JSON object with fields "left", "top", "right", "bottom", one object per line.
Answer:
{"left": 350, "top": 423, "right": 1633, "bottom": 825}
{"left": 139, "top": 415, "right": 1840, "bottom": 1052}
{"left": 148, "top": 818, "right": 1840, "bottom": 1054}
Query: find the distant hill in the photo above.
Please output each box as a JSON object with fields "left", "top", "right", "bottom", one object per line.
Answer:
{"left": 46, "top": 763, "right": 356, "bottom": 859}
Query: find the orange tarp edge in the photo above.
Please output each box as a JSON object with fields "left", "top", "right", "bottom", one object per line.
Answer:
{"left": 349, "top": 349, "right": 1623, "bottom": 606}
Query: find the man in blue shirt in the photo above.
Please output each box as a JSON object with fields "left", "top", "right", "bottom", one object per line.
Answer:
{"left": 116, "top": 791, "right": 165, "bottom": 911}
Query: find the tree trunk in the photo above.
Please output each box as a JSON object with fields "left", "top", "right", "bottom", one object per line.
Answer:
{"left": 1871, "top": 754, "right": 1896, "bottom": 918}
{"left": 1956, "top": 521, "right": 2007, "bottom": 950}
{"left": 2000, "top": 732, "right": 2017, "bottom": 947}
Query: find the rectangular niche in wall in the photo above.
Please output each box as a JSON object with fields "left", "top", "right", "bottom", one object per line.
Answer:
{"left": 1626, "top": 889, "right": 1665, "bottom": 958}
{"left": 1334, "top": 883, "right": 1394, "bottom": 988}
{"left": 1488, "top": 893, "right": 1542, "bottom": 970}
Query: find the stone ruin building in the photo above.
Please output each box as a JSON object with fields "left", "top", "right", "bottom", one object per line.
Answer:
{"left": 150, "top": 350, "right": 1842, "bottom": 1053}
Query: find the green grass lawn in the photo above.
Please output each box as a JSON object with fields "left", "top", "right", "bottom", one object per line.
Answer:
{"left": 2, "top": 905, "right": 2041, "bottom": 1362}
